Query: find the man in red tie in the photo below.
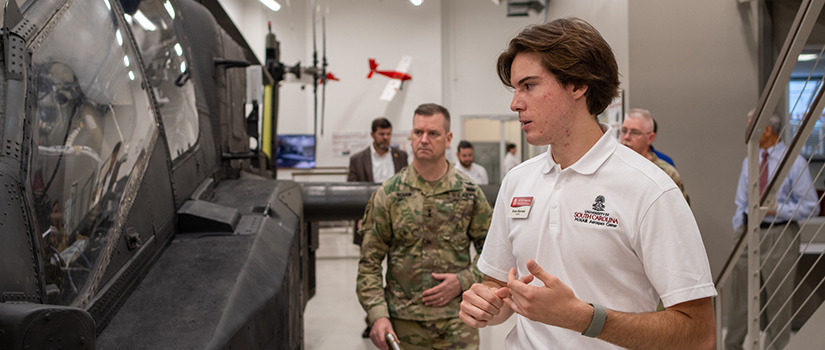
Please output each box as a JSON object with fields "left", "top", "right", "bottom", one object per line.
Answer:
{"left": 729, "top": 111, "right": 820, "bottom": 350}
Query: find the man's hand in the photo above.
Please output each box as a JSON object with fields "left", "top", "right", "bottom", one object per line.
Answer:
{"left": 369, "top": 317, "right": 397, "bottom": 350}
{"left": 459, "top": 281, "right": 512, "bottom": 328}
{"left": 766, "top": 201, "right": 777, "bottom": 216}
{"left": 504, "top": 259, "right": 591, "bottom": 331}
{"left": 422, "top": 273, "right": 461, "bottom": 307}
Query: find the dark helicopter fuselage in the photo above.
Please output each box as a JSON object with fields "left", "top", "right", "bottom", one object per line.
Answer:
{"left": 0, "top": 0, "right": 309, "bottom": 348}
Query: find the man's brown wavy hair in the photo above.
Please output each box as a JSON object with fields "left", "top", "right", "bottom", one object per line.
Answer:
{"left": 497, "top": 17, "right": 620, "bottom": 116}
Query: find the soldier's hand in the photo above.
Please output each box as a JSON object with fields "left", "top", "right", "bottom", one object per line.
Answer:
{"left": 459, "top": 282, "right": 510, "bottom": 328}
{"left": 422, "top": 273, "right": 461, "bottom": 307}
{"left": 369, "top": 317, "right": 396, "bottom": 350}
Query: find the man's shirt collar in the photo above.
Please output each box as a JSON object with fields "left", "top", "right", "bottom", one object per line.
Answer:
{"left": 541, "top": 123, "right": 616, "bottom": 175}
{"left": 405, "top": 161, "right": 466, "bottom": 194}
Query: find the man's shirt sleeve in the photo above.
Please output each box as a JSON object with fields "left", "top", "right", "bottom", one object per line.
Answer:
{"left": 456, "top": 187, "right": 492, "bottom": 290}
{"left": 777, "top": 156, "right": 820, "bottom": 222}
{"left": 356, "top": 190, "right": 391, "bottom": 323}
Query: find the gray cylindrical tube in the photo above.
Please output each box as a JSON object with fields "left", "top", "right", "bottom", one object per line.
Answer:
{"left": 385, "top": 333, "right": 402, "bottom": 350}
{"left": 300, "top": 182, "right": 499, "bottom": 222}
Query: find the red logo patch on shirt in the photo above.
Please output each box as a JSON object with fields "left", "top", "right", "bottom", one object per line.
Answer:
{"left": 511, "top": 197, "right": 533, "bottom": 207}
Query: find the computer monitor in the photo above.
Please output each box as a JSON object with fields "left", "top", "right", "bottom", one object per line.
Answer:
{"left": 275, "top": 134, "right": 316, "bottom": 168}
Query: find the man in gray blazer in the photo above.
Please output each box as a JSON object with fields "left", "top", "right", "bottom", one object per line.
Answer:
{"left": 347, "top": 117, "right": 408, "bottom": 183}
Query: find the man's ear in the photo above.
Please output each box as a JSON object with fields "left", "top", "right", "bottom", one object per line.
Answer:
{"left": 570, "top": 84, "right": 588, "bottom": 100}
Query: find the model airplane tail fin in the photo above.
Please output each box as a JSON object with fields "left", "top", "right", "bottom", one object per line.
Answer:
{"left": 367, "top": 58, "right": 377, "bottom": 78}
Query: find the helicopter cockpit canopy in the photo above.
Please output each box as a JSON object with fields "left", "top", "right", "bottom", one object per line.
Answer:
{"left": 28, "top": 0, "right": 157, "bottom": 306}
{"left": 126, "top": 0, "right": 199, "bottom": 160}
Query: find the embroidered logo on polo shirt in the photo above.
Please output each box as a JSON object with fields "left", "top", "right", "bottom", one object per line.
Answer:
{"left": 574, "top": 195, "right": 619, "bottom": 228}
{"left": 592, "top": 195, "right": 606, "bottom": 211}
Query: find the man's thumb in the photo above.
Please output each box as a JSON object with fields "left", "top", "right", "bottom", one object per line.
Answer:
{"left": 526, "top": 259, "right": 550, "bottom": 283}
{"left": 494, "top": 286, "right": 510, "bottom": 299}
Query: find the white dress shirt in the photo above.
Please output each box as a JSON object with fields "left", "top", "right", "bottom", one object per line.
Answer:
{"left": 732, "top": 141, "right": 820, "bottom": 231}
{"left": 370, "top": 144, "right": 395, "bottom": 183}
{"left": 503, "top": 152, "right": 521, "bottom": 175}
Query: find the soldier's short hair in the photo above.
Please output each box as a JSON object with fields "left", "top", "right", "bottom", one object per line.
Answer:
{"left": 414, "top": 103, "right": 451, "bottom": 132}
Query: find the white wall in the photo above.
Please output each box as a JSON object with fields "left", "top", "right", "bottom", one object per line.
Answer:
{"left": 441, "top": 0, "right": 629, "bottom": 150}
{"left": 627, "top": 1, "right": 760, "bottom": 276}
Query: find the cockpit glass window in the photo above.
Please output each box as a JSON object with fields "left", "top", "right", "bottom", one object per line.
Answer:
{"left": 128, "top": 0, "right": 199, "bottom": 160}
{"left": 29, "top": 0, "right": 156, "bottom": 305}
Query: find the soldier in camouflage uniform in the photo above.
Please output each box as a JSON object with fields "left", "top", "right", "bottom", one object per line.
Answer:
{"left": 356, "top": 103, "right": 492, "bottom": 350}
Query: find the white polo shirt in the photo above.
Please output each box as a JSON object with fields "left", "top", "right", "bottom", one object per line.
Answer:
{"left": 477, "top": 125, "right": 716, "bottom": 349}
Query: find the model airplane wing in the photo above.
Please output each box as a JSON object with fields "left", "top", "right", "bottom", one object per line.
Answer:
{"left": 379, "top": 56, "right": 412, "bottom": 101}
{"left": 380, "top": 79, "right": 402, "bottom": 101}
{"left": 395, "top": 55, "right": 412, "bottom": 73}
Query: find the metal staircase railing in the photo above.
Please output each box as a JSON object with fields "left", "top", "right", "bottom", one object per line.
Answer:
{"left": 715, "top": 0, "right": 825, "bottom": 349}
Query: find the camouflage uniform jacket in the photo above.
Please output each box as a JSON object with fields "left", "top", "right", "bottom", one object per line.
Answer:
{"left": 650, "top": 153, "right": 689, "bottom": 204}
{"left": 356, "top": 162, "right": 492, "bottom": 324}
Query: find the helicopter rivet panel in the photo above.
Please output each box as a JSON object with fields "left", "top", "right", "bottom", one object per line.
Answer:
{"left": 4, "top": 33, "right": 26, "bottom": 80}
{"left": 0, "top": 174, "right": 42, "bottom": 304}
{"left": 11, "top": 18, "right": 37, "bottom": 39}
{"left": 4, "top": 139, "right": 21, "bottom": 157}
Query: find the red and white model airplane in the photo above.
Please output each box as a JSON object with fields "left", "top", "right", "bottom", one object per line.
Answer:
{"left": 367, "top": 56, "right": 412, "bottom": 101}
{"left": 319, "top": 72, "right": 339, "bottom": 85}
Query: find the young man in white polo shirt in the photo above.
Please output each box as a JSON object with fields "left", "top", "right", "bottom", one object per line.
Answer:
{"left": 458, "top": 18, "right": 717, "bottom": 349}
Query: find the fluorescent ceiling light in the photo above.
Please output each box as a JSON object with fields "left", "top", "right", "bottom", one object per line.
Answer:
{"left": 410, "top": 0, "right": 423, "bottom": 6}
{"left": 164, "top": 1, "right": 175, "bottom": 19}
{"left": 798, "top": 53, "right": 819, "bottom": 62}
{"left": 259, "top": 0, "right": 281, "bottom": 12}
{"left": 133, "top": 10, "right": 157, "bottom": 31}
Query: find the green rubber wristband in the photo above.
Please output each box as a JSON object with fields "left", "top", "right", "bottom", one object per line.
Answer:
{"left": 581, "top": 303, "right": 606, "bottom": 338}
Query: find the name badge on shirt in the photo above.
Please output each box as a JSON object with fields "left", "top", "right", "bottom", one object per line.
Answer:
{"left": 508, "top": 196, "right": 533, "bottom": 218}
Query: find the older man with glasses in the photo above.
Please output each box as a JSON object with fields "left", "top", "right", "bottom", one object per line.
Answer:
{"left": 620, "top": 108, "right": 688, "bottom": 202}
